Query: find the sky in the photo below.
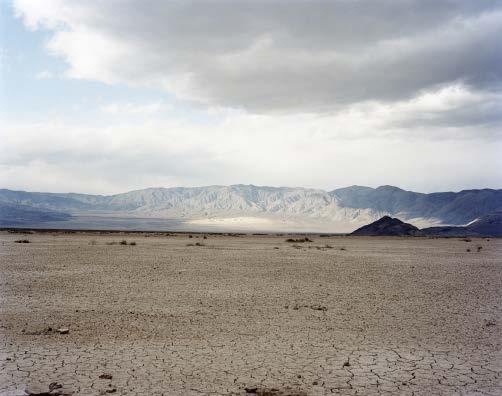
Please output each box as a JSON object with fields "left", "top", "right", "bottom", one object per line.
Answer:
{"left": 1, "top": 0, "right": 501, "bottom": 195}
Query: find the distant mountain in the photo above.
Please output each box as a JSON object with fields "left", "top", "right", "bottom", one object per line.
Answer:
{"left": 353, "top": 211, "right": 502, "bottom": 237}
{"left": 331, "top": 185, "right": 502, "bottom": 225}
{"left": 0, "top": 185, "right": 501, "bottom": 232}
{"left": 421, "top": 211, "right": 502, "bottom": 237}
{"left": 0, "top": 202, "right": 71, "bottom": 226}
{"left": 350, "top": 216, "right": 421, "bottom": 236}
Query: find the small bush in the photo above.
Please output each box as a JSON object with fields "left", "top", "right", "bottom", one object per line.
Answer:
{"left": 285, "top": 237, "right": 313, "bottom": 243}
{"left": 466, "top": 248, "right": 471, "bottom": 252}
{"left": 188, "top": 235, "right": 193, "bottom": 238}
{"left": 14, "top": 239, "right": 30, "bottom": 243}
{"left": 462, "top": 238, "right": 472, "bottom": 242}
{"left": 129, "top": 241, "right": 136, "bottom": 246}
{"left": 119, "top": 240, "right": 128, "bottom": 245}
{"left": 325, "top": 244, "right": 333, "bottom": 249}
{"left": 187, "top": 242, "right": 205, "bottom": 247}
{"left": 340, "top": 247, "right": 346, "bottom": 251}
{"left": 477, "top": 245, "right": 482, "bottom": 252}
{"left": 203, "top": 235, "right": 207, "bottom": 239}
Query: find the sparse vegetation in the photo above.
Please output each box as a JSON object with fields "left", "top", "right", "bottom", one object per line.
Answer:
{"left": 187, "top": 242, "right": 205, "bottom": 247}
{"left": 462, "top": 238, "right": 472, "bottom": 242}
{"left": 106, "top": 240, "right": 136, "bottom": 246}
{"left": 340, "top": 247, "right": 346, "bottom": 251}
{"left": 285, "top": 237, "right": 313, "bottom": 243}
{"left": 477, "top": 245, "right": 482, "bottom": 252}
{"left": 14, "top": 239, "right": 30, "bottom": 243}
{"left": 466, "top": 248, "right": 471, "bottom": 252}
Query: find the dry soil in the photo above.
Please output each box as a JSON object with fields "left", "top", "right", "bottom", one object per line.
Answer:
{"left": 0, "top": 232, "right": 501, "bottom": 395}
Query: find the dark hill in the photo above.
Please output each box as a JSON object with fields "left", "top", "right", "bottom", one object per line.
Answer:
{"left": 350, "top": 216, "right": 421, "bottom": 236}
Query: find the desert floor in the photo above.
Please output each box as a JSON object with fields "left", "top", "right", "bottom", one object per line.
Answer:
{"left": 0, "top": 231, "right": 501, "bottom": 395}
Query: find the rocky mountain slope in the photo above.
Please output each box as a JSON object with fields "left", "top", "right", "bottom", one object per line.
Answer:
{"left": 0, "top": 185, "right": 501, "bottom": 232}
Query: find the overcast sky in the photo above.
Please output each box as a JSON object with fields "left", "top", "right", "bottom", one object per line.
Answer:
{"left": 1, "top": 0, "right": 501, "bottom": 194}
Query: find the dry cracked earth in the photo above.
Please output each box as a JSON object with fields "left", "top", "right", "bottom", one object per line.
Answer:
{"left": 0, "top": 231, "right": 501, "bottom": 395}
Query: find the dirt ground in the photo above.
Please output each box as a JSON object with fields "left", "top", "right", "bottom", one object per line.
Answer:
{"left": 0, "top": 231, "right": 501, "bottom": 395}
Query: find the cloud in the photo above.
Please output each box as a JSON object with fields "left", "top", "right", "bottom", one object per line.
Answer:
{"left": 35, "top": 70, "right": 54, "bottom": 79}
{"left": 5, "top": 1, "right": 502, "bottom": 194}
{"left": 2, "top": 99, "right": 501, "bottom": 194}
{"left": 14, "top": 0, "right": 502, "bottom": 113}
{"left": 100, "top": 102, "right": 166, "bottom": 115}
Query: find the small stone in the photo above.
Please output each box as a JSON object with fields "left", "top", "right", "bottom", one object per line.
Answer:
{"left": 49, "top": 382, "right": 62, "bottom": 391}
{"left": 56, "top": 328, "right": 69, "bottom": 334}
{"left": 99, "top": 374, "right": 113, "bottom": 380}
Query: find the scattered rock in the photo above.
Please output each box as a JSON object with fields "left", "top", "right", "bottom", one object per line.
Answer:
{"left": 48, "top": 383, "right": 62, "bottom": 392}
{"left": 244, "top": 387, "right": 307, "bottom": 396}
{"left": 25, "top": 382, "right": 71, "bottom": 396}
{"left": 99, "top": 374, "right": 113, "bottom": 380}
{"left": 56, "top": 328, "right": 69, "bottom": 334}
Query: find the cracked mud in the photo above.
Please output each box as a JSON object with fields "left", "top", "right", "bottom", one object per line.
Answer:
{"left": 1, "top": 232, "right": 501, "bottom": 395}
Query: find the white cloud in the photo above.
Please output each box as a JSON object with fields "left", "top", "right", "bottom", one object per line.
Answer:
{"left": 100, "top": 102, "right": 166, "bottom": 115}
{"left": 35, "top": 70, "right": 54, "bottom": 79}
{"left": 5, "top": 1, "right": 502, "bottom": 194}
{"left": 13, "top": 0, "right": 502, "bottom": 113}
{"left": 1, "top": 86, "right": 501, "bottom": 194}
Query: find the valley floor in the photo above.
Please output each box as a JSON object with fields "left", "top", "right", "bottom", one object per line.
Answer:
{"left": 0, "top": 232, "right": 501, "bottom": 395}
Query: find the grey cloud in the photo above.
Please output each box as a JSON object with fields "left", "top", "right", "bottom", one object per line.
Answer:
{"left": 16, "top": 0, "right": 502, "bottom": 113}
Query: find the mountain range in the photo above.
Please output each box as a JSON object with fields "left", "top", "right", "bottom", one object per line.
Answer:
{"left": 351, "top": 212, "right": 502, "bottom": 237}
{"left": 1, "top": 185, "right": 501, "bottom": 232}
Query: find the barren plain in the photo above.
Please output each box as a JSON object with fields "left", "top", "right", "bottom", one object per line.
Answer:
{"left": 0, "top": 231, "right": 501, "bottom": 395}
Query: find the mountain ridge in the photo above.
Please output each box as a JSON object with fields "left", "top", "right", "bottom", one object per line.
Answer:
{"left": 351, "top": 212, "right": 502, "bottom": 237}
{"left": 1, "top": 185, "right": 501, "bottom": 232}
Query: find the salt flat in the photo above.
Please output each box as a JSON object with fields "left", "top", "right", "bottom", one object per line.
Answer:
{"left": 0, "top": 232, "right": 501, "bottom": 395}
